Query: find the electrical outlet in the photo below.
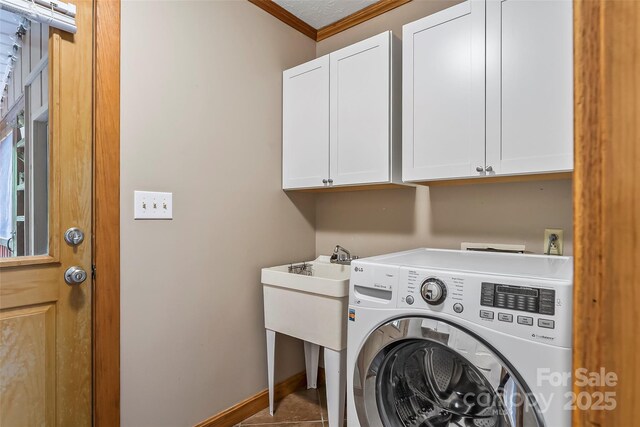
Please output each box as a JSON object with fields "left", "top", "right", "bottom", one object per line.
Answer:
{"left": 134, "top": 191, "right": 173, "bottom": 220}
{"left": 544, "top": 229, "right": 564, "bottom": 255}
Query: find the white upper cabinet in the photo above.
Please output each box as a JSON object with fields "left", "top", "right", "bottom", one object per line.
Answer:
{"left": 282, "top": 56, "right": 330, "bottom": 190}
{"left": 282, "top": 32, "right": 400, "bottom": 190}
{"left": 403, "top": 1, "right": 485, "bottom": 182}
{"left": 486, "top": 0, "right": 574, "bottom": 175}
{"left": 403, "top": 0, "right": 573, "bottom": 183}
{"left": 330, "top": 32, "right": 393, "bottom": 186}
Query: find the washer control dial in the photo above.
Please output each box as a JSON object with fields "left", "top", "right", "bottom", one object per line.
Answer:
{"left": 420, "top": 278, "right": 447, "bottom": 305}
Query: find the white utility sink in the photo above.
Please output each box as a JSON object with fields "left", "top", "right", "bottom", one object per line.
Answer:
{"left": 261, "top": 255, "right": 350, "bottom": 297}
{"left": 261, "top": 255, "right": 351, "bottom": 427}
{"left": 261, "top": 256, "right": 350, "bottom": 350}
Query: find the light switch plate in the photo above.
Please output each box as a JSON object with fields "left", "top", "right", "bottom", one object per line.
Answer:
{"left": 134, "top": 191, "right": 173, "bottom": 220}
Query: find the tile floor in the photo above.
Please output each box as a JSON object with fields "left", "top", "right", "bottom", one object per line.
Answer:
{"left": 238, "top": 385, "right": 345, "bottom": 426}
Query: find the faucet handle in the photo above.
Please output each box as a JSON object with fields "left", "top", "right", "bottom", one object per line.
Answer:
{"left": 330, "top": 245, "right": 357, "bottom": 264}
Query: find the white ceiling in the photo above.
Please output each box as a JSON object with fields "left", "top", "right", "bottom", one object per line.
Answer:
{"left": 273, "top": 0, "right": 378, "bottom": 29}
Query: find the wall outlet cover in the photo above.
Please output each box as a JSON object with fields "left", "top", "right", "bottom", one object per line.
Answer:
{"left": 543, "top": 229, "right": 564, "bottom": 255}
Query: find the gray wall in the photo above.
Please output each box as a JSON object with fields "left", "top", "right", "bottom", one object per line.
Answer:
{"left": 315, "top": 181, "right": 573, "bottom": 258}
{"left": 120, "top": 1, "right": 316, "bottom": 426}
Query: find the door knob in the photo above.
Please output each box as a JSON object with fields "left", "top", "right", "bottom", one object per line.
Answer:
{"left": 65, "top": 266, "right": 87, "bottom": 285}
{"left": 64, "top": 227, "right": 85, "bottom": 246}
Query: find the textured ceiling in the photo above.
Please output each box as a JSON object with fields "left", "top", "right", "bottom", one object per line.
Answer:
{"left": 273, "top": 0, "right": 378, "bottom": 29}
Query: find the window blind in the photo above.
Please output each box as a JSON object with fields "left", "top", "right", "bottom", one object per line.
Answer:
{"left": 0, "top": 0, "right": 76, "bottom": 33}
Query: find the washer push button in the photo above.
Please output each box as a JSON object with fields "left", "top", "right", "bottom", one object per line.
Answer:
{"left": 480, "top": 310, "right": 494, "bottom": 320}
{"left": 498, "top": 313, "right": 513, "bottom": 323}
{"left": 538, "top": 319, "right": 555, "bottom": 329}
{"left": 453, "top": 303, "right": 464, "bottom": 313}
{"left": 517, "top": 315, "right": 534, "bottom": 326}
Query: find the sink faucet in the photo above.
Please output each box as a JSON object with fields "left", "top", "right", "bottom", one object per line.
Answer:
{"left": 330, "top": 245, "right": 358, "bottom": 265}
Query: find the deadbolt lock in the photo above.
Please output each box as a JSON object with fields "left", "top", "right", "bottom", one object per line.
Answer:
{"left": 64, "top": 227, "right": 85, "bottom": 246}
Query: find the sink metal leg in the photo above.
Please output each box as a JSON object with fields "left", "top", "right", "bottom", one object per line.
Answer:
{"left": 266, "top": 329, "right": 276, "bottom": 416}
{"left": 303, "top": 341, "right": 320, "bottom": 389}
{"left": 324, "top": 348, "right": 346, "bottom": 427}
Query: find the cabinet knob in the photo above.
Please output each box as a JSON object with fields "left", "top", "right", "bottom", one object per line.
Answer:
{"left": 322, "top": 179, "right": 328, "bottom": 184}
{"left": 485, "top": 166, "right": 493, "bottom": 172}
{"left": 476, "top": 166, "right": 484, "bottom": 172}
{"left": 327, "top": 179, "right": 333, "bottom": 184}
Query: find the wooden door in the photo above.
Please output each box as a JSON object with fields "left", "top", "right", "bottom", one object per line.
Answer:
{"left": 402, "top": 1, "right": 485, "bottom": 182}
{"left": 0, "top": 1, "right": 93, "bottom": 425}
{"left": 329, "top": 31, "right": 391, "bottom": 186}
{"left": 282, "top": 55, "right": 330, "bottom": 190}
{"left": 486, "top": 0, "right": 573, "bottom": 175}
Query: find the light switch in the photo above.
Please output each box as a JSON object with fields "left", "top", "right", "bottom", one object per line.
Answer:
{"left": 134, "top": 191, "right": 173, "bottom": 220}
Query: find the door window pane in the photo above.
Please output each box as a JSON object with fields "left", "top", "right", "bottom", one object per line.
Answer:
{"left": 0, "top": 10, "right": 49, "bottom": 258}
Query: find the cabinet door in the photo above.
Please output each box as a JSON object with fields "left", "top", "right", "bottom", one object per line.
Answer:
{"left": 486, "top": 0, "right": 573, "bottom": 175}
{"left": 282, "top": 56, "right": 330, "bottom": 189}
{"left": 403, "top": 1, "right": 485, "bottom": 182}
{"left": 330, "top": 32, "right": 391, "bottom": 186}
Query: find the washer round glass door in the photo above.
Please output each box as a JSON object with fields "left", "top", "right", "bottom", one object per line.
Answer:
{"left": 353, "top": 317, "right": 543, "bottom": 427}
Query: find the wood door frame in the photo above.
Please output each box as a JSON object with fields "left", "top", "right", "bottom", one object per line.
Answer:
{"left": 93, "top": 0, "right": 120, "bottom": 425}
{"left": 573, "top": 0, "right": 639, "bottom": 425}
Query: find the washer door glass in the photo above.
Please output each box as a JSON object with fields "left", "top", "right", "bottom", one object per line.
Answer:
{"left": 354, "top": 317, "right": 543, "bottom": 427}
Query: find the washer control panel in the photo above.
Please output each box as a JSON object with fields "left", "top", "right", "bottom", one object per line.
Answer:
{"left": 480, "top": 282, "right": 555, "bottom": 315}
{"left": 396, "top": 267, "right": 572, "bottom": 348}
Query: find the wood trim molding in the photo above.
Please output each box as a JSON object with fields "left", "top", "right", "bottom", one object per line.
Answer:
{"left": 573, "top": 0, "right": 639, "bottom": 426}
{"left": 287, "top": 172, "right": 573, "bottom": 193}
{"left": 295, "top": 183, "right": 410, "bottom": 193}
{"left": 0, "top": 254, "right": 57, "bottom": 268}
{"left": 316, "top": 0, "right": 412, "bottom": 41}
{"left": 247, "top": 0, "right": 412, "bottom": 42}
{"left": 194, "top": 370, "right": 313, "bottom": 427}
{"left": 572, "top": 2, "right": 605, "bottom": 419}
{"left": 248, "top": 0, "right": 317, "bottom": 40}
{"left": 93, "top": 0, "right": 121, "bottom": 425}
{"left": 415, "top": 172, "right": 573, "bottom": 187}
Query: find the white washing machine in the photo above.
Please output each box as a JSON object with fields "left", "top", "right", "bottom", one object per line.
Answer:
{"left": 347, "top": 248, "right": 573, "bottom": 427}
